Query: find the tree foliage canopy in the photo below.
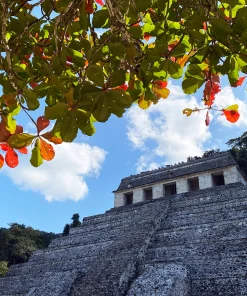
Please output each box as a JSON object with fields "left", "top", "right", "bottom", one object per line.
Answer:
{"left": 227, "top": 131, "right": 247, "bottom": 176}
{"left": 0, "top": 0, "right": 246, "bottom": 168}
{"left": 0, "top": 223, "right": 55, "bottom": 268}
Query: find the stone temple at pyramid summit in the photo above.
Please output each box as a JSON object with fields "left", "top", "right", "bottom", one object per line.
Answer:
{"left": 1, "top": 151, "right": 247, "bottom": 296}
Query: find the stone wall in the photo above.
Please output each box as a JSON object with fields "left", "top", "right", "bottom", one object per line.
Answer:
{"left": 114, "top": 165, "right": 246, "bottom": 208}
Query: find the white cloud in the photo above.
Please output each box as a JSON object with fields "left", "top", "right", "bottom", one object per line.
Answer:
{"left": 3, "top": 143, "right": 107, "bottom": 202}
{"left": 126, "top": 83, "right": 211, "bottom": 172}
{"left": 213, "top": 86, "right": 247, "bottom": 128}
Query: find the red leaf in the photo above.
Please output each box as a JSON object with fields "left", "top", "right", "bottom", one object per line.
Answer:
{"left": 152, "top": 80, "right": 168, "bottom": 88}
{"left": 66, "top": 56, "right": 72, "bottom": 63}
{"left": 204, "top": 77, "right": 221, "bottom": 107}
{"left": 5, "top": 147, "right": 19, "bottom": 168}
{"left": 30, "top": 82, "right": 39, "bottom": 89}
{"left": 15, "top": 125, "right": 24, "bottom": 134}
{"left": 205, "top": 111, "right": 210, "bottom": 126}
{"left": 131, "top": 22, "right": 140, "bottom": 27}
{"left": 114, "top": 84, "right": 128, "bottom": 91}
{"left": 18, "top": 147, "right": 28, "bottom": 154}
{"left": 223, "top": 110, "right": 240, "bottom": 123}
{"left": 0, "top": 154, "right": 4, "bottom": 169}
{"left": 40, "top": 138, "right": 55, "bottom": 161}
{"left": 232, "top": 76, "right": 246, "bottom": 87}
{"left": 0, "top": 143, "right": 9, "bottom": 151}
{"left": 37, "top": 116, "right": 50, "bottom": 133}
{"left": 95, "top": 0, "right": 104, "bottom": 5}
{"left": 85, "top": 0, "right": 94, "bottom": 13}
{"left": 144, "top": 32, "right": 151, "bottom": 41}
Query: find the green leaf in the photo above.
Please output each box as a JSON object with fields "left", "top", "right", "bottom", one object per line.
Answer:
{"left": 210, "top": 18, "right": 233, "bottom": 34}
{"left": 92, "top": 9, "right": 110, "bottom": 28}
{"left": 182, "top": 77, "right": 205, "bottom": 94}
{"left": 60, "top": 112, "right": 78, "bottom": 142}
{"left": 87, "top": 65, "right": 105, "bottom": 87}
{"left": 45, "top": 103, "right": 68, "bottom": 120}
{"left": 23, "top": 89, "right": 40, "bottom": 110}
{"left": 4, "top": 114, "right": 16, "bottom": 134}
{"left": 8, "top": 133, "right": 35, "bottom": 149}
{"left": 30, "top": 139, "right": 43, "bottom": 167}
{"left": 109, "top": 42, "right": 126, "bottom": 58}
{"left": 110, "top": 70, "right": 126, "bottom": 87}
{"left": 67, "top": 48, "right": 85, "bottom": 67}
{"left": 76, "top": 110, "right": 96, "bottom": 136}
{"left": 165, "top": 60, "right": 183, "bottom": 79}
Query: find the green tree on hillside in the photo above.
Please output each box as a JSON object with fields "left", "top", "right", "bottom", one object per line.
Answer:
{"left": 0, "top": 261, "right": 8, "bottom": 277}
{"left": 71, "top": 213, "right": 81, "bottom": 228}
{"left": 227, "top": 132, "right": 247, "bottom": 176}
{"left": 0, "top": 224, "right": 55, "bottom": 267}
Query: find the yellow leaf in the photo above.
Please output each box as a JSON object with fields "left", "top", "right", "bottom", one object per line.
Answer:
{"left": 177, "top": 50, "right": 197, "bottom": 68}
{"left": 183, "top": 108, "right": 193, "bottom": 117}
{"left": 138, "top": 96, "right": 152, "bottom": 109}
{"left": 225, "top": 104, "right": 239, "bottom": 111}
{"left": 148, "top": 43, "right": 155, "bottom": 48}
{"left": 152, "top": 85, "right": 170, "bottom": 99}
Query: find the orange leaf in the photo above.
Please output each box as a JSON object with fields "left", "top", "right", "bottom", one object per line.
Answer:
{"left": 2, "top": 93, "right": 17, "bottom": 107}
{"left": 0, "top": 154, "right": 4, "bottom": 169}
{"left": 222, "top": 109, "right": 240, "bottom": 123}
{"left": 37, "top": 116, "right": 50, "bottom": 133}
{"left": 232, "top": 76, "right": 246, "bottom": 87}
{"left": 40, "top": 138, "right": 55, "bottom": 161}
{"left": 5, "top": 147, "right": 19, "bottom": 168}
{"left": 177, "top": 51, "right": 197, "bottom": 68}
{"left": 144, "top": 33, "right": 151, "bottom": 41}
{"left": 18, "top": 147, "right": 28, "bottom": 154}
{"left": 42, "top": 132, "right": 63, "bottom": 145}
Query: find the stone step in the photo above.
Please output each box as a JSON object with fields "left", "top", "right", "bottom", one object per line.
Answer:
{"left": 191, "top": 276, "right": 247, "bottom": 296}
{"left": 162, "top": 205, "right": 247, "bottom": 230}
{"left": 0, "top": 271, "right": 77, "bottom": 296}
{"left": 50, "top": 220, "right": 154, "bottom": 249}
{"left": 155, "top": 218, "right": 247, "bottom": 245}
{"left": 143, "top": 253, "right": 247, "bottom": 279}
{"left": 80, "top": 201, "right": 168, "bottom": 228}
{"left": 146, "top": 239, "right": 247, "bottom": 262}
{"left": 32, "top": 230, "right": 148, "bottom": 261}
{"left": 170, "top": 194, "right": 247, "bottom": 216}
{"left": 20, "top": 238, "right": 141, "bottom": 270}
{"left": 7, "top": 250, "right": 138, "bottom": 277}
{"left": 170, "top": 184, "right": 247, "bottom": 210}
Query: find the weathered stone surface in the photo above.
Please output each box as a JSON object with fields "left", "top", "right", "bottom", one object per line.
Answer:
{"left": 1, "top": 182, "right": 247, "bottom": 296}
{"left": 127, "top": 264, "right": 190, "bottom": 296}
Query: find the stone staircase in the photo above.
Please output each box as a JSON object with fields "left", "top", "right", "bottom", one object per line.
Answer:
{"left": 0, "top": 195, "right": 169, "bottom": 296}
{"left": 138, "top": 182, "right": 247, "bottom": 296}
{"left": 0, "top": 182, "right": 246, "bottom": 296}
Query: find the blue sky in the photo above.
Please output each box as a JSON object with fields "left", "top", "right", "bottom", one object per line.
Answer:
{"left": 0, "top": 76, "right": 247, "bottom": 233}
